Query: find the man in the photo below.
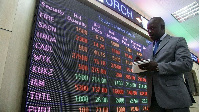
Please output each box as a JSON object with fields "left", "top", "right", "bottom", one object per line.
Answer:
{"left": 134, "top": 17, "right": 193, "bottom": 112}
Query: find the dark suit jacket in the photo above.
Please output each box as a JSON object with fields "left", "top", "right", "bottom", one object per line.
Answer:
{"left": 141, "top": 34, "right": 193, "bottom": 109}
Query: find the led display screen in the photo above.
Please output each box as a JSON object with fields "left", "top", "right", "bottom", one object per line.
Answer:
{"left": 22, "top": 0, "right": 149, "bottom": 111}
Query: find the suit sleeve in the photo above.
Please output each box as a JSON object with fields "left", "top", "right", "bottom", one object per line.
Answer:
{"left": 158, "top": 37, "right": 193, "bottom": 75}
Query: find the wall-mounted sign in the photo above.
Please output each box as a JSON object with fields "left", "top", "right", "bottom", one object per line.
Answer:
{"left": 96, "top": 0, "right": 148, "bottom": 30}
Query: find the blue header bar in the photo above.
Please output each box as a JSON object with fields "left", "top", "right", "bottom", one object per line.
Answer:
{"left": 96, "top": 0, "right": 148, "bottom": 30}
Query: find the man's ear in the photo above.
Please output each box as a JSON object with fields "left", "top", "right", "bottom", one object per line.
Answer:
{"left": 161, "top": 25, "right": 165, "bottom": 30}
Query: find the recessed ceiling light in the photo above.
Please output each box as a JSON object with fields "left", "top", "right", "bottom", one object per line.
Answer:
{"left": 172, "top": 1, "right": 199, "bottom": 22}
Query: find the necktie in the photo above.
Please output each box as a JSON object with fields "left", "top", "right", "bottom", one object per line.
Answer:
{"left": 153, "top": 40, "right": 161, "bottom": 55}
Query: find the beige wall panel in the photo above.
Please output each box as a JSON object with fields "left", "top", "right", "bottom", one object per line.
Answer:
{"left": 193, "top": 63, "right": 199, "bottom": 83}
{"left": 0, "top": 0, "right": 36, "bottom": 111}
{"left": 192, "top": 63, "right": 199, "bottom": 94}
{"left": 0, "top": 0, "right": 19, "bottom": 31}
{"left": 0, "top": 30, "right": 11, "bottom": 90}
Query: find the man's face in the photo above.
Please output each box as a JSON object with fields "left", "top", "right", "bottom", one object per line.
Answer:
{"left": 147, "top": 19, "right": 164, "bottom": 41}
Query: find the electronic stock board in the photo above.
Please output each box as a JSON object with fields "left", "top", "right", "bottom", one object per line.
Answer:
{"left": 22, "top": 0, "right": 150, "bottom": 111}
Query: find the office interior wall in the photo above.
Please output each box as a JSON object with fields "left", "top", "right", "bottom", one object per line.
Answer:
{"left": 0, "top": 0, "right": 36, "bottom": 111}
{"left": 0, "top": 0, "right": 18, "bottom": 93}
{"left": 193, "top": 63, "right": 199, "bottom": 82}
{"left": 192, "top": 62, "right": 199, "bottom": 94}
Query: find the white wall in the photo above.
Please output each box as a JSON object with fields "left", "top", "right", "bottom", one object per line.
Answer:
{"left": 0, "top": 0, "right": 36, "bottom": 111}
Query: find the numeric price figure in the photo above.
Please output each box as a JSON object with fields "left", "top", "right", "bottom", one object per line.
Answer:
{"left": 79, "top": 107, "right": 89, "bottom": 112}
{"left": 130, "top": 106, "right": 139, "bottom": 112}
{"left": 116, "top": 107, "right": 125, "bottom": 112}
{"left": 92, "top": 87, "right": 107, "bottom": 93}
{"left": 96, "top": 107, "right": 108, "bottom": 112}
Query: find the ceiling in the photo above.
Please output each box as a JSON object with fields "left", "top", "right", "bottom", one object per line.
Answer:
{"left": 129, "top": 0, "right": 199, "bottom": 57}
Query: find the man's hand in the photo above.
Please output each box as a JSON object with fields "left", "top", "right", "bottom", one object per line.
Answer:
{"left": 134, "top": 56, "right": 158, "bottom": 72}
{"left": 139, "top": 61, "right": 158, "bottom": 71}
{"left": 134, "top": 56, "right": 142, "bottom": 62}
{"left": 134, "top": 56, "right": 144, "bottom": 70}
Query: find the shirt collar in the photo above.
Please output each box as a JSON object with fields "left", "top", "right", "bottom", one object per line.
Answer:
{"left": 153, "top": 33, "right": 167, "bottom": 46}
{"left": 160, "top": 33, "right": 167, "bottom": 41}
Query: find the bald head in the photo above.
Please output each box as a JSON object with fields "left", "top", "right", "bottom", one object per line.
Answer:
{"left": 147, "top": 17, "right": 165, "bottom": 41}
{"left": 149, "top": 17, "right": 165, "bottom": 28}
